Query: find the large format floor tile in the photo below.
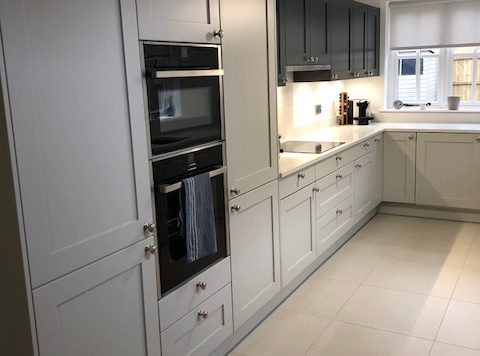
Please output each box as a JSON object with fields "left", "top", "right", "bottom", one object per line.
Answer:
{"left": 452, "top": 269, "right": 480, "bottom": 303}
{"left": 437, "top": 301, "right": 480, "bottom": 350}
{"left": 231, "top": 308, "right": 330, "bottom": 356}
{"left": 280, "top": 276, "right": 359, "bottom": 318}
{"left": 336, "top": 285, "right": 449, "bottom": 339}
{"left": 364, "top": 258, "right": 461, "bottom": 298}
{"left": 304, "top": 321, "right": 432, "bottom": 356}
{"left": 430, "top": 342, "right": 480, "bottom": 356}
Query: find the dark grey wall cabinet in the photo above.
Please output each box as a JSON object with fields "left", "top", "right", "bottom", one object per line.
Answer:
{"left": 366, "top": 5, "right": 380, "bottom": 77}
{"left": 353, "top": 2, "right": 367, "bottom": 78}
{"left": 329, "top": 0, "right": 354, "bottom": 80}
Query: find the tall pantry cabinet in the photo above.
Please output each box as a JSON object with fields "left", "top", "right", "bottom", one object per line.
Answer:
{"left": 222, "top": 0, "right": 281, "bottom": 329}
{"left": 0, "top": 0, "right": 160, "bottom": 355}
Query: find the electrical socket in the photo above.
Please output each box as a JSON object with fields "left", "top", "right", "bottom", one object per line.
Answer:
{"left": 315, "top": 104, "right": 322, "bottom": 115}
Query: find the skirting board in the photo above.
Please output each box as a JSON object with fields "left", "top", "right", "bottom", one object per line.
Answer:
{"left": 212, "top": 206, "right": 379, "bottom": 356}
{"left": 379, "top": 202, "right": 480, "bottom": 223}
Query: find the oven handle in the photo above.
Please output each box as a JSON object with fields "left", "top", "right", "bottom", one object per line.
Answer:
{"left": 157, "top": 166, "right": 227, "bottom": 194}
{"left": 149, "top": 69, "right": 224, "bottom": 79}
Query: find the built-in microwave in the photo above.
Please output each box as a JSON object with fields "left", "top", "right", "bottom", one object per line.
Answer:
{"left": 142, "top": 43, "right": 224, "bottom": 158}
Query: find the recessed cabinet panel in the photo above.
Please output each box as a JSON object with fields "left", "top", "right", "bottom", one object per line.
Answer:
{"left": 229, "top": 181, "right": 281, "bottom": 328}
{"left": 366, "top": 6, "right": 380, "bottom": 76}
{"left": 33, "top": 238, "right": 161, "bottom": 356}
{"left": 309, "top": 0, "right": 329, "bottom": 64}
{"left": 223, "top": 0, "right": 278, "bottom": 197}
{"left": 416, "top": 133, "right": 480, "bottom": 209}
{"left": 136, "top": 0, "right": 221, "bottom": 43}
{"left": 284, "top": 0, "right": 310, "bottom": 65}
{"left": 280, "top": 184, "right": 316, "bottom": 286}
{"left": 0, "top": 0, "right": 152, "bottom": 286}
{"left": 329, "top": 0, "right": 354, "bottom": 79}
{"left": 353, "top": 2, "right": 367, "bottom": 77}
{"left": 354, "top": 151, "right": 376, "bottom": 219}
{"left": 383, "top": 132, "right": 417, "bottom": 204}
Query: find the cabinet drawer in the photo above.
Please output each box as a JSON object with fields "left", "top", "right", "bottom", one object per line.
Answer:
{"left": 279, "top": 166, "right": 315, "bottom": 199}
{"left": 316, "top": 195, "right": 355, "bottom": 257}
{"left": 315, "top": 144, "right": 360, "bottom": 179}
{"left": 315, "top": 163, "right": 355, "bottom": 219}
{"left": 161, "top": 284, "right": 233, "bottom": 356}
{"left": 159, "top": 257, "right": 231, "bottom": 331}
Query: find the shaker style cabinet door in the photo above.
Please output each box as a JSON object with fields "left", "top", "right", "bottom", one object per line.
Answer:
{"left": 229, "top": 181, "right": 281, "bottom": 328}
{"left": 0, "top": 0, "right": 152, "bottom": 286}
{"left": 33, "top": 238, "right": 161, "bottom": 356}
{"left": 416, "top": 133, "right": 480, "bottom": 209}
{"left": 222, "top": 0, "right": 278, "bottom": 198}
{"left": 366, "top": 5, "right": 380, "bottom": 76}
{"left": 329, "top": 0, "right": 354, "bottom": 79}
{"left": 383, "top": 132, "right": 417, "bottom": 204}
{"left": 136, "top": 0, "right": 221, "bottom": 43}
{"left": 354, "top": 151, "right": 376, "bottom": 219}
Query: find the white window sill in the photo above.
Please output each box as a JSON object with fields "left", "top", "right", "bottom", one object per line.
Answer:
{"left": 380, "top": 109, "right": 480, "bottom": 113}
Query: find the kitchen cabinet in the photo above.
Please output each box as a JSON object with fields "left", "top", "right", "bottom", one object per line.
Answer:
{"left": 374, "top": 135, "right": 383, "bottom": 206}
{"left": 352, "top": 2, "right": 367, "bottom": 78}
{"left": 416, "top": 133, "right": 480, "bottom": 209}
{"left": 354, "top": 151, "right": 377, "bottom": 219}
{"left": 229, "top": 181, "right": 281, "bottom": 328}
{"left": 136, "top": 0, "right": 222, "bottom": 43}
{"left": 329, "top": 0, "right": 354, "bottom": 80}
{"left": 0, "top": 0, "right": 153, "bottom": 287}
{"left": 280, "top": 184, "right": 316, "bottom": 287}
{"left": 383, "top": 132, "right": 417, "bottom": 204}
{"left": 366, "top": 5, "right": 381, "bottom": 76}
{"left": 222, "top": 0, "right": 278, "bottom": 198}
{"left": 33, "top": 238, "right": 161, "bottom": 356}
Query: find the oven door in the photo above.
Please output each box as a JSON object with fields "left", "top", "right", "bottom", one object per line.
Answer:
{"left": 155, "top": 166, "right": 227, "bottom": 295}
{"left": 146, "top": 71, "right": 223, "bottom": 157}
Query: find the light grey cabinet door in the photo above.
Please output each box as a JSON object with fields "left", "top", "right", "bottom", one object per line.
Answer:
{"left": 33, "top": 238, "right": 161, "bottom": 356}
{"left": 222, "top": 0, "right": 279, "bottom": 198}
{"left": 354, "top": 151, "right": 376, "bottom": 220}
{"left": 416, "top": 133, "right": 480, "bottom": 209}
{"left": 383, "top": 132, "right": 417, "bottom": 204}
{"left": 0, "top": 0, "right": 152, "bottom": 287}
{"left": 136, "top": 0, "right": 221, "bottom": 43}
{"left": 229, "top": 180, "right": 281, "bottom": 329}
{"left": 280, "top": 184, "right": 316, "bottom": 287}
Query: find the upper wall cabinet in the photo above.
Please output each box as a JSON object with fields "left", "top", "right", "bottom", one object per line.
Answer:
{"left": 366, "top": 5, "right": 380, "bottom": 76}
{"left": 137, "top": 0, "right": 222, "bottom": 43}
{"left": 352, "top": 3, "right": 380, "bottom": 78}
{"left": 0, "top": 0, "right": 152, "bottom": 287}
{"left": 329, "top": 0, "right": 354, "bottom": 80}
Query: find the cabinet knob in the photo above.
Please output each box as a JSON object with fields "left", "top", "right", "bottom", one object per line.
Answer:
{"left": 196, "top": 281, "right": 207, "bottom": 290}
{"left": 313, "top": 187, "right": 320, "bottom": 193}
{"left": 280, "top": 76, "right": 288, "bottom": 85}
{"left": 374, "top": 138, "right": 381, "bottom": 143}
{"left": 336, "top": 155, "right": 343, "bottom": 161}
{"left": 314, "top": 56, "right": 319, "bottom": 62}
{"left": 305, "top": 56, "right": 311, "bottom": 63}
{"left": 213, "top": 29, "right": 224, "bottom": 38}
{"left": 230, "top": 188, "right": 241, "bottom": 195}
{"left": 297, "top": 172, "right": 306, "bottom": 179}
{"left": 231, "top": 204, "right": 241, "bottom": 212}
{"left": 408, "top": 134, "right": 414, "bottom": 140}
{"left": 198, "top": 310, "right": 209, "bottom": 319}
{"left": 336, "top": 173, "right": 343, "bottom": 179}
{"left": 364, "top": 142, "right": 370, "bottom": 148}
{"left": 145, "top": 244, "right": 157, "bottom": 255}
{"left": 476, "top": 136, "right": 480, "bottom": 143}
{"left": 336, "top": 209, "right": 343, "bottom": 215}
{"left": 143, "top": 223, "right": 156, "bottom": 235}
{"left": 355, "top": 164, "right": 362, "bottom": 169}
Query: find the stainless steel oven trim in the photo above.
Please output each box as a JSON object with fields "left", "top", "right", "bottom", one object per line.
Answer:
{"left": 150, "top": 140, "right": 224, "bottom": 162}
{"left": 157, "top": 166, "right": 227, "bottom": 194}
{"left": 150, "top": 69, "right": 224, "bottom": 79}
{"left": 142, "top": 41, "right": 221, "bottom": 50}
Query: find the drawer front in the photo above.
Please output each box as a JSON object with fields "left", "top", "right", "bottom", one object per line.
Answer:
{"left": 279, "top": 166, "right": 315, "bottom": 199}
{"left": 315, "top": 163, "right": 355, "bottom": 219}
{"left": 159, "top": 257, "right": 231, "bottom": 331}
{"left": 356, "top": 137, "right": 376, "bottom": 157}
{"left": 315, "top": 145, "right": 358, "bottom": 180}
{"left": 161, "top": 285, "right": 233, "bottom": 356}
{"left": 316, "top": 195, "right": 355, "bottom": 257}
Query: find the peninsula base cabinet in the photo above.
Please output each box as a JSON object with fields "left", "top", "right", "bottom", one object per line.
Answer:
{"left": 33, "top": 238, "right": 161, "bottom": 356}
{"left": 280, "top": 184, "right": 317, "bottom": 287}
{"left": 416, "top": 133, "right": 480, "bottom": 209}
{"left": 383, "top": 132, "right": 417, "bottom": 204}
{"left": 229, "top": 181, "right": 281, "bottom": 329}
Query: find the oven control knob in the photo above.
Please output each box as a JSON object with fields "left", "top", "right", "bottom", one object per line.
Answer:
{"left": 145, "top": 244, "right": 157, "bottom": 255}
{"left": 196, "top": 281, "right": 207, "bottom": 290}
{"left": 143, "top": 223, "right": 156, "bottom": 235}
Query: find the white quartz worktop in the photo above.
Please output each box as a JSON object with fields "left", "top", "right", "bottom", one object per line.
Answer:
{"left": 279, "top": 123, "right": 480, "bottom": 178}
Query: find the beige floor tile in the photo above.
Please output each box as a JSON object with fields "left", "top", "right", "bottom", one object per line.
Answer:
{"left": 336, "top": 286, "right": 449, "bottom": 339}
{"left": 280, "top": 277, "right": 359, "bottom": 318}
{"left": 399, "top": 219, "right": 477, "bottom": 245}
{"left": 452, "top": 269, "right": 480, "bottom": 304}
{"left": 364, "top": 258, "right": 461, "bottom": 298}
{"left": 305, "top": 321, "right": 432, "bottom": 356}
{"left": 315, "top": 247, "right": 382, "bottom": 283}
{"left": 463, "top": 246, "right": 480, "bottom": 271}
{"left": 231, "top": 309, "right": 330, "bottom": 356}
{"left": 430, "top": 342, "right": 480, "bottom": 356}
{"left": 437, "top": 301, "right": 480, "bottom": 349}
{"left": 384, "top": 240, "right": 470, "bottom": 268}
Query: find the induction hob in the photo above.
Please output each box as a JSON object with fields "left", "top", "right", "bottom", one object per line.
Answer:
{"left": 281, "top": 141, "right": 345, "bottom": 154}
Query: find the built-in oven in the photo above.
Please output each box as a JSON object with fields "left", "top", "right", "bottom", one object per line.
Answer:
{"left": 143, "top": 43, "right": 224, "bottom": 157}
{"left": 153, "top": 144, "right": 227, "bottom": 295}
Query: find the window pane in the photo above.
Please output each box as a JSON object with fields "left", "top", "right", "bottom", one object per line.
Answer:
{"left": 400, "top": 58, "right": 416, "bottom": 75}
{"left": 419, "top": 56, "right": 439, "bottom": 102}
{"left": 452, "top": 55, "right": 473, "bottom": 101}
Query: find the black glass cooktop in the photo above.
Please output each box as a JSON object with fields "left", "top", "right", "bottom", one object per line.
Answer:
{"left": 281, "top": 141, "right": 345, "bottom": 154}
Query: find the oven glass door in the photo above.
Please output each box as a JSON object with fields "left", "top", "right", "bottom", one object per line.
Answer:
{"left": 147, "top": 75, "right": 222, "bottom": 156}
{"left": 156, "top": 173, "right": 227, "bottom": 295}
